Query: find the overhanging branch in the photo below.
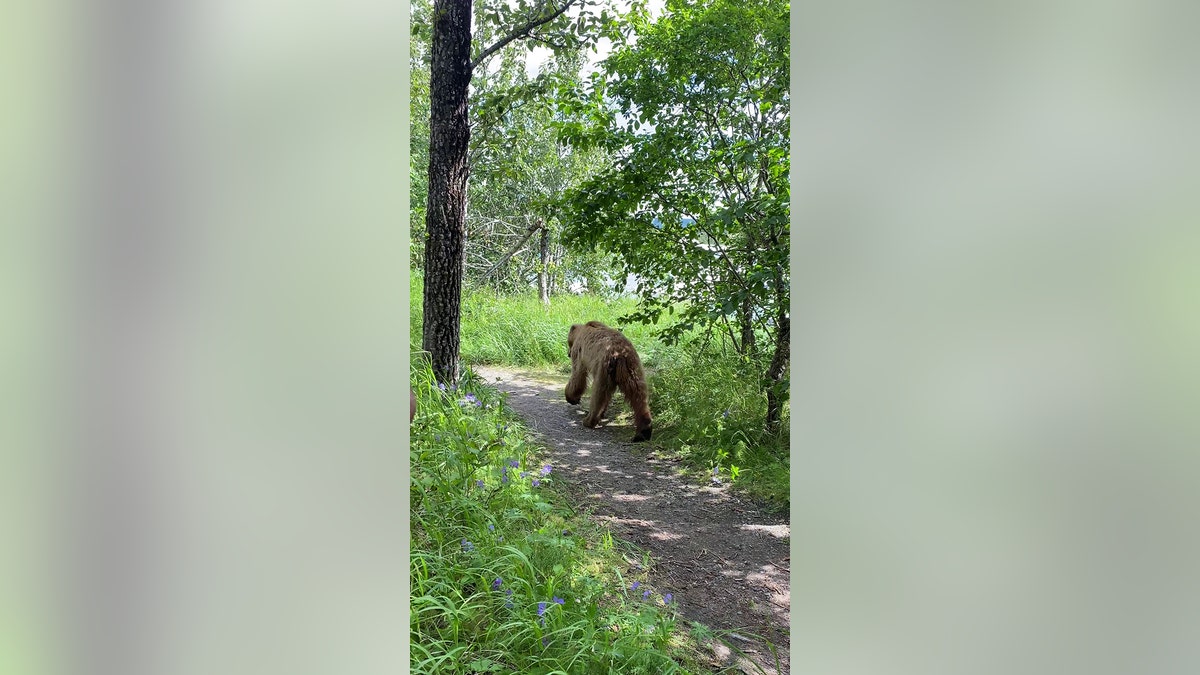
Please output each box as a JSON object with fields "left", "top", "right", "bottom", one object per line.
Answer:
{"left": 471, "top": 0, "right": 578, "bottom": 70}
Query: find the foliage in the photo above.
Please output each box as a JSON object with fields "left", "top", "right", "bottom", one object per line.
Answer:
{"left": 464, "top": 53, "right": 617, "bottom": 295}
{"left": 556, "top": 0, "right": 790, "bottom": 426}
{"left": 409, "top": 0, "right": 434, "bottom": 263}
{"left": 410, "top": 0, "right": 625, "bottom": 294}
{"left": 410, "top": 361, "right": 711, "bottom": 673}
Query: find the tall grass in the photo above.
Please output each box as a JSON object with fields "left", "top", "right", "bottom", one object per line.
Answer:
{"left": 411, "top": 273, "right": 676, "bottom": 370}
{"left": 648, "top": 347, "right": 790, "bottom": 508}
{"left": 411, "top": 272, "right": 790, "bottom": 510}
{"left": 410, "top": 362, "right": 708, "bottom": 674}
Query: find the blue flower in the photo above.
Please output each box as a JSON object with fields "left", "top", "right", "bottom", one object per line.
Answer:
{"left": 553, "top": 596, "right": 565, "bottom": 605}
{"left": 508, "top": 459, "right": 520, "bottom": 468}
{"left": 488, "top": 523, "right": 495, "bottom": 531}
{"left": 461, "top": 539, "right": 474, "bottom": 552}
{"left": 540, "top": 464, "right": 552, "bottom": 476}
{"left": 630, "top": 581, "right": 640, "bottom": 591}
{"left": 492, "top": 578, "right": 502, "bottom": 590}
{"left": 476, "top": 479, "right": 484, "bottom": 488}
{"left": 664, "top": 593, "right": 673, "bottom": 603}
{"left": 537, "top": 601, "right": 547, "bottom": 616}
{"left": 542, "top": 636, "right": 549, "bottom": 647}
{"left": 520, "top": 471, "right": 529, "bottom": 479}
{"left": 643, "top": 589, "right": 651, "bottom": 600}
{"left": 438, "top": 382, "right": 446, "bottom": 391}
{"left": 531, "top": 479, "right": 540, "bottom": 487}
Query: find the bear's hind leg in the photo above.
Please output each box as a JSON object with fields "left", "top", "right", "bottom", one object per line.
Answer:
{"left": 582, "top": 367, "right": 614, "bottom": 428}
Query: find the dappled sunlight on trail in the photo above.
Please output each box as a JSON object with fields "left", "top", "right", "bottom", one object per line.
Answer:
{"left": 476, "top": 365, "right": 792, "bottom": 675}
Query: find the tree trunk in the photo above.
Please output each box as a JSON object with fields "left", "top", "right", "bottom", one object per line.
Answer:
{"left": 741, "top": 234, "right": 757, "bottom": 356}
{"left": 538, "top": 224, "right": 550, "bottom": 305}
{"left": 422, "top": 0, "right": 473, "bottom": 384}
{"left": 740, "top": 293, "right": 756, "bottom": 356}
{"left": 764, "top": 311, "right": 789, "bottom": 434}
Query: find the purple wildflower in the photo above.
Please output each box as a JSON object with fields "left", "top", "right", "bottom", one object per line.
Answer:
{"left": 664, "top": 593, "right": 673, "bottom": 603}
{"left": 438, "top": 382, "right": 446, "bottom": 391}
{"left": 542, "top": 636, "right": 549, "bottom": 647}
{"left": 492, "top": 578, "right": 502, "bottom": 590}
{"left": 488, "top": 523, "right": 494, "bottom": 531}
{"left": 540, "top": 464, "right": 552, "bottom": 476}
{"left": 643, "top": 589, "right": 651, "bottom": 600}
{"left": 630, "top": 581, "right": 640, "bottom": 591}
{"left": 461, "top": 539, "right": 474, "bottom": 552}
{"left": 476, "top": 479, "right": 484, "bottom": 488}
{"left": 520, "top": 471, "right": 529, "bottom": 478}
{"left": 508, "top": 459, "right": 519, "bottom": 468}
{"left": 531, "top": 479, "right": 540, "bottom": 487}
{"left": 553, "top": 596, "right": 564, "bottom": 605}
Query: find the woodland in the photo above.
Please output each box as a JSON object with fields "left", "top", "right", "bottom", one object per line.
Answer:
{"left": 410, "top": 0, "right": 791, "bottom": 671}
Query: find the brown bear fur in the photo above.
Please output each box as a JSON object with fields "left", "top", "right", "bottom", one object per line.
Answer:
{"left": 565, "top": 321, "right": 652, "bottom": 442}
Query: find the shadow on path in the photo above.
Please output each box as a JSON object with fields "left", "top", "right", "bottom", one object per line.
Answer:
{"left": 475, "top": 365, "right": 791, "bottom": 675}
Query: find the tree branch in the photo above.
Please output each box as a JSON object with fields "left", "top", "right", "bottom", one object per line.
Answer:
{"left": 472, "top": 0, "right": 578, "bottom": 70}
{"left": 482, "top": 219, "right": 544, "bottom": 281}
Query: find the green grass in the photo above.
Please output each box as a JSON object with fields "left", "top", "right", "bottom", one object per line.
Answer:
{"left": 647, "top": 349, "right": 790, "bottom": 510}
{"left": 411, "top": 274, "right": 671, "bottom": 370}
{"left": 411, "top": 272, "right": 790, "bottom": 511}
{"left": 410, "top": 363, "right": 716, "bottom": 674}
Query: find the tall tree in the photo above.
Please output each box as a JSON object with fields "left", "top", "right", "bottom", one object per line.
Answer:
{"left": 421, "top": 0, "right": 617, "bottom": 383}
{"left": 422, "top": 0, "right": 474, "bottom": 383}
{"left": 559, "top": 0, "right": 791, "bottom": 431}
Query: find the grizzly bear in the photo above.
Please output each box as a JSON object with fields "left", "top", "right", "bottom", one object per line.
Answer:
{"left": 565, "top": 321, "right": 652, "bottom": 442}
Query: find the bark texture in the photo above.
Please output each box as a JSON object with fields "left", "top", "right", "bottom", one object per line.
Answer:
{"left": 422, "top": 0, "right": 474, "bottom": 383}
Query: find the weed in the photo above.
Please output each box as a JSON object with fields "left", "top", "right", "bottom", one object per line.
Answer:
{"left": 410, "top": 362, "right": 710, "bottom": 673}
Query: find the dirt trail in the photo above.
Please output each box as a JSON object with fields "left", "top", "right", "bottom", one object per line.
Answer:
{"left": 475, "top": 366, "right": 791, "bottom": 675}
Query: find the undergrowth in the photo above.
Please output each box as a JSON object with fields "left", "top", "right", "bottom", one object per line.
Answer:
{"left": 647, "top": 348, "right": 790, "bottom": 510}
{"left": 410, "top": 362, "right": 714, "bottom": 674}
